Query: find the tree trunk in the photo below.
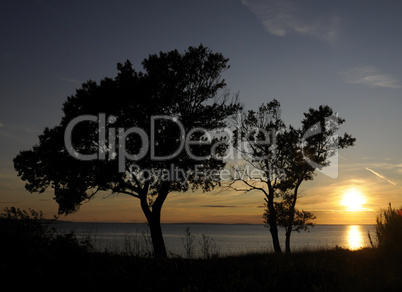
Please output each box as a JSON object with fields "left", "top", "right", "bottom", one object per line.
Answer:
{"left": 285, "top": 228, "right": 291, "bottom": 254}
{"left": 285, "top": 182, "right": 300, "bottom": 254}
{"left": 285, "top": 206, "right": 295, "bottom": 254}
{"left": 266, "top": 190, "right": 282, "bottom": 253}
{"left": 147, "top": 210, "right": 167, "bottom": 258}
{"left": 140, "top": 185, "right": 169, "bottom": 258}
{"left": 269, "top": 223, "right": 282, "bottom": 253}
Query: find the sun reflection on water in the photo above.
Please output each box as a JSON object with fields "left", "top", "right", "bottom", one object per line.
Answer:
{"left": 345, "top": 225, "right": 364, "bottom": 250}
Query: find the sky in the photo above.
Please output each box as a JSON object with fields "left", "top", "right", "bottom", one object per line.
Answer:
{"left": 1, "top": 0, "right": 402, "bottom": 224}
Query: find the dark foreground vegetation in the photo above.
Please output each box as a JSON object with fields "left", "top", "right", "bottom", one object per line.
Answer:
{"left": 1, "top": 243, "right": 401, "bottom": 291}
{"left": 1, "top": 207, "right": 401, "bottom": 291}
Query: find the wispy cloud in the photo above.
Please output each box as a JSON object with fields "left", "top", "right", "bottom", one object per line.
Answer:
{"left": 241, "top": 0, "right": 340, "bottom": 43}
{"left": 57, "top": 76, "right": 80, "bottom": 84}
{"left": 0, "top": 122, "right": 39, "bottom": 141}
{"left": 365, "top": 167, "right": 399, "bottom": 187}
{"left": 340, "top": 66, "right": 401, "bottom": 89}
{"left": 0, "top": 123, "right": 36, "bottom": 133}
{"left": 202, "top": 205, "right": 237, "bottom": 208}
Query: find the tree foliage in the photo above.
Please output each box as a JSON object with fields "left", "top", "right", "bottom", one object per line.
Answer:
{"left": 264, "top": 191, "right": 316, "bottom": 233}
{"left": 14, "top": 45, "right": 240, "bottom": 257}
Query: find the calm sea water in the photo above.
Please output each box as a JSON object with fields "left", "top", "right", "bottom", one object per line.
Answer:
{"left": 54, "top": 222, "right": 376, "bottom": 257}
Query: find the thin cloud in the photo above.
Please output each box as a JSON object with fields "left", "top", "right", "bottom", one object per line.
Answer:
{"left": 340, "top": 66, "right": 401, "bottom": 89}
{"left": 365, "top": 167, "right": 399, "bottom": 187}
{"left": 241, "top": 0, "right": 340, "bottom": 43}
{"left": 0, "top": 122, "right": 39, "bottom": 141}
{"left": 57, "top": 76, "right": 80, "bottom": 84}
{"left": 0, "top": 123, "right": 36, "bottom": 133}
{"left": 202, "top": 205, "right": 237, "bottom": 208}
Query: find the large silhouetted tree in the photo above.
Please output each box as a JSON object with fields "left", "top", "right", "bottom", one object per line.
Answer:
{"left": 14, "top": 45, "right": 240, "bottom": 258}
{"left": 230, "top": 101, "right": 355, "bottom": 253}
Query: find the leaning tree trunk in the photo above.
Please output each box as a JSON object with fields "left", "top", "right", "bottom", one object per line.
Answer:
{"left": 140, "top": 186, "right": 169, "bottom": 258}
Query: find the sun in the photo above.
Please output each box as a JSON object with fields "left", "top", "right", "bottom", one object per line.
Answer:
{"left": 341, "top": 188, "right": 366, "bottom": 211}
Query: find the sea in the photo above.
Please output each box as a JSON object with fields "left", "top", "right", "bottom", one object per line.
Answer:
{"left": 53, "top": 222, "right": 376, "bottom": 257}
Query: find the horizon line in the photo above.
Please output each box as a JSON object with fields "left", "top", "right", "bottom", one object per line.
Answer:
{"left": 54, "top": 220, "right": 374, "bottom": 226}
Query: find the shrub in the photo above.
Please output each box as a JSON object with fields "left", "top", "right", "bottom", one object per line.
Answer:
{"left": 0, "top": 206, "right": 92, "bottom": 259}
{"left": 0, "top": 207, "right": 50, "bottom": 256}
{"left": 371, "top": 203, "right": 402, "bottom": 253}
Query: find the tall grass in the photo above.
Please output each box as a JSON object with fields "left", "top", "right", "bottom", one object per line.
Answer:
{"left": 199, "top": 233, "right": 219, "bottom": 259}
{"left": 368, "top": 203, "right": 402, "bottom": 254}
{"left": 181, "top": 227, "right": 220, "bottom": 259}
{"left": 121, "top": 224, "right": 153, "bottom": 257}
{"left": 181, "top": 226, "right": 196, "bottom": 258}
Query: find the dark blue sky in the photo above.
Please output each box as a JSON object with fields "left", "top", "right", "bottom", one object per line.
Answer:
{"left": 1, "top": 0, "right": 401, "bottom": 223}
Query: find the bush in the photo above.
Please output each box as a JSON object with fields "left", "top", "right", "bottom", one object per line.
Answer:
{"left": 0, "top": 206, "right": 92, "bottom": 259}
{"left": 370, "top": 203, "right": 402, "bottom": 253}
{"left": 0, "top": 207, "right": 50, "bottom": 256}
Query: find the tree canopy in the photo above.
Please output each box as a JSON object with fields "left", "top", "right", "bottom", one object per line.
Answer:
{"left": 14, "top": 44, "right": 241, "bottom": 257}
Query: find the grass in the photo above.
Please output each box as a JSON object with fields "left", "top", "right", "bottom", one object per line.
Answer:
{"left": 1, "top": 246, "right": 401, "bottom": 291}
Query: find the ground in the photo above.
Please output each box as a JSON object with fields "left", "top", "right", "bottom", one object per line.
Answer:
{"left": 2, "top": 247, "right": 401, "bottom": 291}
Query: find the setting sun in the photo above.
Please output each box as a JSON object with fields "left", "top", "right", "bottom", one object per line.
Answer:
{"left": 341, "top": 188, "right": 366, "bottom": 211}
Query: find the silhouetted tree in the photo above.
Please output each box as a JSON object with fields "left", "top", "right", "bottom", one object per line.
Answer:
{"left": 276, "top": 105, "right": 355, "bottom": 253}
{"left": 14, "top": 45, "right": 240, "bottom": 258}
{"left": 230, "top": 101, "right": 355, "bottom": 253}
{"left": 229, "top": 100, "right": 286, "bottom": 253}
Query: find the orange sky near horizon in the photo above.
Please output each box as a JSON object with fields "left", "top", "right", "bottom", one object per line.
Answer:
{"left": 3, "top": 156, "right": 400, "bottom": 225}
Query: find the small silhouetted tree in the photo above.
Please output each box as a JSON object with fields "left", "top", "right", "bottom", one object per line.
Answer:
{"left": 278, "top": 105, "right": 355, "bottom": 253}
{"left": 230, "top": 101, "right": 355, "bottom": 253}
{"left": 14, "top": 45, "right": 240, "bottom": 258}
